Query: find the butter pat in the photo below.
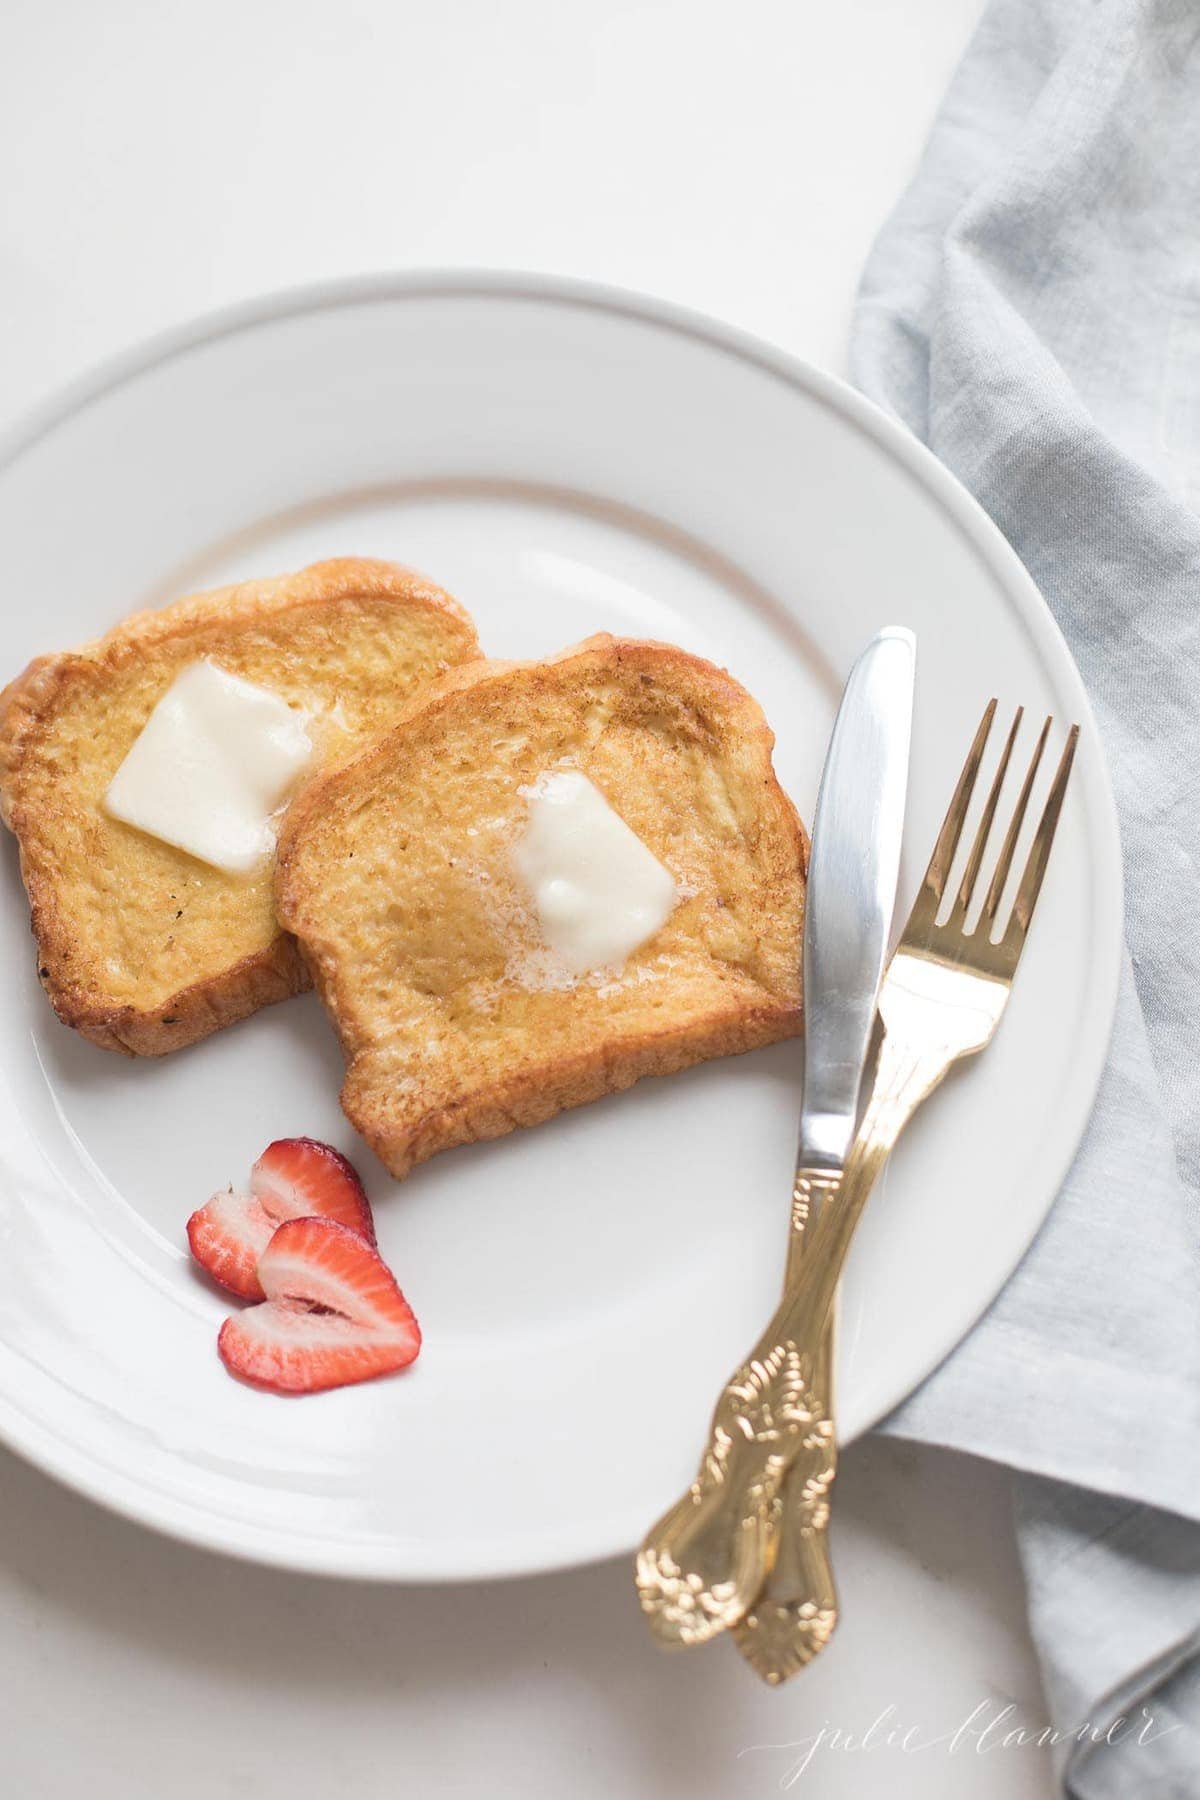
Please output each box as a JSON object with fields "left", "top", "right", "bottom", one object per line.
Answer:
{"left": 104, "top": 660, "right": 314, "bottom": 874}
{"left": 513, "top": 770, "right": 678, "bottom": 976}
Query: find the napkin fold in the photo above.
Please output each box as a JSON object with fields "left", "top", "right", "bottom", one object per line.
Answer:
{"left": 851, "top": 1, "right": 1200, "bottom": 1791}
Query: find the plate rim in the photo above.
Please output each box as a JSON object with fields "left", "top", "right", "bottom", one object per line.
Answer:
{"left": 0, "top": 269, "right": 1124, "bottom": 1580}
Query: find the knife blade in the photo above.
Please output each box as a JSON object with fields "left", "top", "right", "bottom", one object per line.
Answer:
{"left": 799, "top": 627, "right": 915, "bottom": 1170}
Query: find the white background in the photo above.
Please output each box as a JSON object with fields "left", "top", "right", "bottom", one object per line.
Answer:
{"left": 0, "top": 3, "right": 1063, "bottom": 1797}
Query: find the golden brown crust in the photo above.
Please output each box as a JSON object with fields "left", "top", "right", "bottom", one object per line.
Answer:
{"left": 59, "top": 934, "right": 311, "bottom": 1057}
{"left": 2, "top": 559, "right": 480, "bottom": 1054}
{"left": 0, "top": 655, "right": 65, "bottom": 829}
{"left": 276, "top": 634, "right": 809, "bottom": 1177}
{"left": 343, "top": 1000, "right": 800, "bottom": 1181}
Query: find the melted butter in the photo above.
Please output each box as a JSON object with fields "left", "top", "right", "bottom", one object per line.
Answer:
{"left": 104, "top": 659, "right": 314, "bottom": 874}
{"left": 511, "top": 770, "right": 678, "bottom": 977}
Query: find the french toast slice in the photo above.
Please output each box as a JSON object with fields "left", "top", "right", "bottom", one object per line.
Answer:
{"left": 0, "top": 559, "right": 479, "bottom": 1054}
{"left": 275, "top": 636, "right": 807, "bottom": 1179}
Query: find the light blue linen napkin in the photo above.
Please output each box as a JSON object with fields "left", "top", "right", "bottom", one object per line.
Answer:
{"left": 851, "top": 2, "right": 1200, "bottom": 1792}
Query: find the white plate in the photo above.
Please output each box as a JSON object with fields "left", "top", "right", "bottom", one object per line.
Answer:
{"left": 0, "top": 274, "right": 1121, "bottom": 1580}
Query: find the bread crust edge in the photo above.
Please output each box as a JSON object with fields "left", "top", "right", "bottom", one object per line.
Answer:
{"left": 342, "top": 998, "right": 803, "bottom": 1180}
{"left": 47, "top": 933, "right": 312, "bottom": 1058}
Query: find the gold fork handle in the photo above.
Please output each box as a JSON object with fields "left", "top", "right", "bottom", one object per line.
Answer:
{"left": 636, "top": 1030, "right": 950, "bottom": 1652}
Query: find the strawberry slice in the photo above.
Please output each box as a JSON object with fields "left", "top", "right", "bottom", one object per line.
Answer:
{"left": 187, "top": 1187, "right": 276, "bottom": 1300}
{"left": 250, "top": 1138, "right": 376, "bottom": 1245}
{"left": 217, "top": 1217, "right": 422, "bottom": 1394}
{"left": 187, "top": 1137, "right": 375, "bottom": 1300}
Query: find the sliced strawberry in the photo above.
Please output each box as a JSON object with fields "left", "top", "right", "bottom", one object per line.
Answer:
{"left": 187, "top": 1138, "right": 376, "bottom": 1300}
{"left": 250, "top": 1138, "right": 376, "bottom": 1246}
{"left": 187, "top": 1188, "right": 276, "bottom": 1299}
{"left": 217, "top": 1217, "right": 421, "bottom": 1394}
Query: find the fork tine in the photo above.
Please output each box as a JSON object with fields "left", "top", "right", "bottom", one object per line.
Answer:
{"left": 1001, "top": 725, "right": 1080, "bottom": 955}
{"left": 952, "top": 707, "right": 1023, "bottom": 920}
{"left": 919, "top": 699, "right": 996, "bottom": 908}
{"left": 981, "top": 716, "right": 1051, "bottom": 929}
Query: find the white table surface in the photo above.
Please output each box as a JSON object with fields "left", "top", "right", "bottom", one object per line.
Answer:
{"left": 0, "top": 4, "right": 1062, "bottom": 1796}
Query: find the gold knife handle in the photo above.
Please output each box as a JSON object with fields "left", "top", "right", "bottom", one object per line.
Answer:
{"left": 636, "top": 1029, "right": 947, "bottom": 1651}
{"left": 731, "top": 1169, "right": 840, "bottom": 1680}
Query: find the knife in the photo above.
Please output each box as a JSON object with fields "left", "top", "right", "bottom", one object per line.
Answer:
{"left": 799, "top": 625, "right": 916, "bottom": 1174}
{"left": 634, "top": 626, "right": 915, "bottom": 1663}
{"left": 731, "top": 624, "right": 915, "bottom": 1679}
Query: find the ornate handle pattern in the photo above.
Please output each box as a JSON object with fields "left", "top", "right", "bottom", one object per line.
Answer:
{"left": 636, "top": 1028, "right": 951, "bottom": 1652}
{"left": 730, "top": 1169, "right": 840, "bottom": 1680}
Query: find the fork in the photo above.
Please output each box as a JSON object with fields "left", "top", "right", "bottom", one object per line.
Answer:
{"left": 636, "top": 700, "right": 1079, "bottom": 1659}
